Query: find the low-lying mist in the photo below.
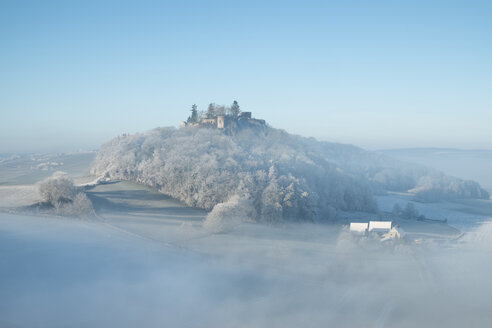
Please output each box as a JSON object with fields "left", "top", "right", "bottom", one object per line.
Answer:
{"left": 2, "top": 213, "right": 492, "bottom": 328}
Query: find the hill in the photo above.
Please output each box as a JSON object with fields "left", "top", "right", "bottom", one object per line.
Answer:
{"left": 379, "top": 148, "right": 492, "bottom": 193}
{"left": 90, "top": 125, "right": 489, "bottom": 222}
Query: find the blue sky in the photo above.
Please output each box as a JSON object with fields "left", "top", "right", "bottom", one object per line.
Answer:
{"left": 1, "top": 0, "right": 491, "bottom": 153}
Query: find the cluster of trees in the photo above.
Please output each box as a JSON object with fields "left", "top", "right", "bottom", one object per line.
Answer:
{"left": 37, "top": 172, "right": 93, "bottom": 216}
{"left": 91, "top": 124, "right": 489, "bottom": 222}
{"left": 91, "top": 126, "right": 377, "bottom": 222}
{"left": 203, "top": 195, "right": 254, "bottom": 233}
{"left": 186, "top": 101, "right": 241, "bottom": 124}
{"left": 362, "top": 161, "right": 489, "bottom": 201}
{"left": 410, "top": 175, "right": 489, "bottom": 202}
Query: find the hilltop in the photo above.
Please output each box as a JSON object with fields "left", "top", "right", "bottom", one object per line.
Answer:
{"left": 90, "top": 106, "right": 489, "bottom": 222}
{"left": 179, "top": 101, "right": 267, "bottom": 135}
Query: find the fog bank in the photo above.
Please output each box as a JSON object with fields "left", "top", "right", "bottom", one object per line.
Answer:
{"left": 2, "top": 212, "right": 492, "bottom": 328}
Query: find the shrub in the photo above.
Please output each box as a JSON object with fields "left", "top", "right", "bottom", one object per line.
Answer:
{"left": 204, "top": 195, "right": 254, "bottom": 233}
{"left": 38, "top": 171, "right": 75, "bottom": 204}
{"left": 37, "top": 172, "right": 93, "bottom": 217}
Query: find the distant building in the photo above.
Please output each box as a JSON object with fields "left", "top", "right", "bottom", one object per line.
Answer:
{"left": 201, "top": 118, "right": 217, "bottom": 126}
{"left": 381, "top": 226, "right": 406, "bottom": 241}
{"left": 368, "top": 221, "right": 392, "bottom": 233}
{"left": 217, "top": 115, "right": 225, "bottom": 129}
{"left": 350, "top": 220, "right": 406, "bottom": 241}
{"left": 349, "top": 222, "right": 368, "bottom": 235}
{"left": 239, "top": 112, "right": 252, "bottom": 119}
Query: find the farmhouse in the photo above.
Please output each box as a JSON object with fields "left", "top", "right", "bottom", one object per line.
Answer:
{"left": 349, "top": 220, "right": 406, "bottom": 241}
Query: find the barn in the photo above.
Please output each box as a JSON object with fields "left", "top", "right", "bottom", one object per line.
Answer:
{"left": 368, "top": 221, "right": 392, "bottom": 233}
{"left": 349, "top": 222, "right": 368, "bottom": 235}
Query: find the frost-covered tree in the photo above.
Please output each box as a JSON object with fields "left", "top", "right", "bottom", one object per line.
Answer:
{"left": 91, "top": 123, "right": 489, "bottom": 223}
{"left": 37, "top": 172, "right": 93, "bottom": 216}
{"left": 91, "top": 126, "right": 377, "bottom": 222}
{"left": 39, "top": 172, "right": 75, "bottom": 204}
{"left": 204, "top": 195, "right": 253, "bottom": 233}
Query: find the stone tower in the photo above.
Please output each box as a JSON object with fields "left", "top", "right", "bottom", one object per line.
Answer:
{"left": 217, "top": 115, "right": 225, "bottom": 129}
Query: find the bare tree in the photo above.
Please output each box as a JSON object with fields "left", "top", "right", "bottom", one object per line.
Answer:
{"left": 215, "top": 105, "right": 226, "bottom": 116}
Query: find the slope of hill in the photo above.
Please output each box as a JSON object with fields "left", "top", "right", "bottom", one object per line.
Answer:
{"left": 91, "top": 125, "right": 489, "bottom": 222}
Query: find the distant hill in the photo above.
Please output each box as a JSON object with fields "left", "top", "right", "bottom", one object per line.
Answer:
{"left": 91, "top": 126, "right": 489, "bottom": 222}
{"left": 380, "top": 148, "right": 492, "bottom": 194}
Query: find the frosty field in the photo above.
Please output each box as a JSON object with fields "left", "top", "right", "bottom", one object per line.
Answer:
{"left": 1, "top": 156, "right": 492, "bottom": 327}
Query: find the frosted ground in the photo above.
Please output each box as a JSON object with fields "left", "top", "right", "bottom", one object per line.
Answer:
{"left": 1, "top": 153, "right": 492, "bottom": 327}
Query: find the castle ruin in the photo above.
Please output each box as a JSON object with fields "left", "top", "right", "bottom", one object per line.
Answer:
{"left": 180, "top": 111, "right": 265, "bottom": 131}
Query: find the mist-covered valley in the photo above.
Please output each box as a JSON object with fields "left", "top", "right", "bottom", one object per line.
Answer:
{"left": 2, "top": 127, "right": 492, "bottom": 327}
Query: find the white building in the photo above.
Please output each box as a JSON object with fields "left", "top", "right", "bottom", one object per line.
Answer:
{"left": 368, "top": 221, "right": 392, "bottom": 233}
{"left": 350, "top": 220, "right": 406, "bottom": 242}
{"left": 349, "top": 222, "right": 368, "bottom": 235}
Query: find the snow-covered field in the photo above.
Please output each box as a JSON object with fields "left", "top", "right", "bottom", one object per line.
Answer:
{"left": 0, "top": 152, "right": 95, "bottom": 186}
{"left": 377, "top": 193, "right": 492, "bottom": 231}
{"left": 0, "top": 185, "right": 39, "bottom": 208}
{"left": 2, "top": 155, "right": 492, "bottom": 327}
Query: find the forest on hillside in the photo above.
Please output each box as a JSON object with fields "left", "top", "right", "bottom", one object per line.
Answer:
{"left": 91, "top": 124, "right": 489, "bottom": 222}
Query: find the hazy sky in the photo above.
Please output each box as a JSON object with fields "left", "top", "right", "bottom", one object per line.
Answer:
{"left": 1, "top": 0, "right": 491, "bottom": 153}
